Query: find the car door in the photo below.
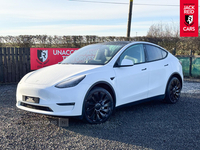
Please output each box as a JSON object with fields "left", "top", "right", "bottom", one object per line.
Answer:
{"left": 144, "top": 44, "right": 170, "bottom": 98}
{"left": 113, "top": 44, "right": 150, "bottom": 106}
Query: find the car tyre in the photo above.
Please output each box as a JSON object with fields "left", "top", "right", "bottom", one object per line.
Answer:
{"left": 83, "top": 87, "right": 114, "bottom": 124}
{"left": 165, "top": 77, "right": 181, "bottom": 104}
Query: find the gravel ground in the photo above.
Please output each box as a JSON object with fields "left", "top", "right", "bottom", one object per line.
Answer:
{"left": 0, "top": 79, "right": 200, "bottom": 150}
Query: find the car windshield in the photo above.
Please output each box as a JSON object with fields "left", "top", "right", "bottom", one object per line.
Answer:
{"left": 61, "top": 42, "right": 127, "bottom": 65}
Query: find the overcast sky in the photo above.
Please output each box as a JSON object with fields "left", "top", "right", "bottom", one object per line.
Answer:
{"left": 0, "top": 0, "right": 182, "bottom": 37}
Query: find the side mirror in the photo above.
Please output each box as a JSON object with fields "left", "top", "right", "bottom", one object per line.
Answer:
{"left": 120, "top": 59, "right": 134, "bottom": 67}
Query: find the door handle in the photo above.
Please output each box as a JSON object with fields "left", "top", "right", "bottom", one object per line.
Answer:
{"left": 142, "top": 68, "right": 147, "bottom": 71}
{"left": 164, "top": 64, "right": 169, "bottom": 67}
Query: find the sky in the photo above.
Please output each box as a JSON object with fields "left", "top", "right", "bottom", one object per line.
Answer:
{"left": 0, "top": 0, "right": 182, "bottom": 37}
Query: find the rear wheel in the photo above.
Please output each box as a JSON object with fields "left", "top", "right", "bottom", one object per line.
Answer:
{"left": 83, "top": 87, "right": 114, "bottom": 124}
{"left": 165, "top": 77, "right": 181, "bottom": 104}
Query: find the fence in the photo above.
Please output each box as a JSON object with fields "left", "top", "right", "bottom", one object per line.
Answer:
{"left": 177, "top": 56, "right": 200, "bottom": 78}
{"left": 0, "top": 47, "right": 200, "bottom": 84}
{"left": 0, "top": 47, "right": 30, "bottom": 83}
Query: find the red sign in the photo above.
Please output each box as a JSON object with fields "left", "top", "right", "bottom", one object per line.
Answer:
{"left": 180, "top": 0, "right": 199, "bottom": 37}
{"left": 30, "top": 48, "right": 79, "bottom": 70}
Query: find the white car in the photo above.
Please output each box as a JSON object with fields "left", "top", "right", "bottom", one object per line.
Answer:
{"left": 16, "top": 41, "right": 183, "bottom": 124}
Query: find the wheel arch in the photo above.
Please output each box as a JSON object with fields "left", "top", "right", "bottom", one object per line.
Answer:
{"left": 84, "top": 81, "right": 116, "bottom": 107}
{"left": 165, "top": 72, "right": 183, "bottom": 94}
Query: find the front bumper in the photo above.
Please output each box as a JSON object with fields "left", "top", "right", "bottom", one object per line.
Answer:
{"left": 16, "top": 82, "right": 89, "bottom": 116}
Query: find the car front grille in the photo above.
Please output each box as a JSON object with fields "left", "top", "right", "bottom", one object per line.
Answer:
{"left": 20, "top": 102, "right": 53, "bottom": 112}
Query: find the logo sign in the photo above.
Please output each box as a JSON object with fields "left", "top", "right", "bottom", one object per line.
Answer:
{"left": 180, "top": 0, "right": 198, "bottom": 37}
{"left": 185, "top": 15, "right": 193, "bottom": 25}
{"left": 37, "top": 50, "right": 48, "bottom": 62}
{"left": 31, "top": 48, "right": 79, "bottom": 70}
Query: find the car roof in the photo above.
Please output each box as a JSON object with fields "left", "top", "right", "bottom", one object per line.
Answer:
{"left": 99, "top": 41, "right": 157, "bottom": 46}
{"left": 100, "top": 41, "right": 132, "bottom": 45}
{"left": 96, "top": 41, "right": 166, "bottom": 51}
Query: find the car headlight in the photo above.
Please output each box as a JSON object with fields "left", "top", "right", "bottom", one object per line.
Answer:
{"left": 55, "top": 75, "right": 86, "bottom": 88}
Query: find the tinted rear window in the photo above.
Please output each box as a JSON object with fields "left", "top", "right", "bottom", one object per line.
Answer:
{"left": 145, "top": 44, "right": 167, "bottom": 61}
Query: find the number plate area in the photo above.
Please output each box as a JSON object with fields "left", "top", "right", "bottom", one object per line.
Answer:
{"left": 22, "top": 96, "right": 40, "bottom": 104}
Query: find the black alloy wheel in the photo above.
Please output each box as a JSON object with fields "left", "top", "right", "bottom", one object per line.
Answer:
{"left": 83, "top": 87, "right": 114, "bottom": 124}
{"left": 165, "top": 77, "right": 181, "bottom": 104}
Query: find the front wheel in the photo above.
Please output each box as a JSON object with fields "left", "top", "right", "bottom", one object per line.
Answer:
{"left": 165, "top": 77, "right": 181, "bottom": 104}
{"left": 83, "top": 87, "right": 114, "bottom": 124}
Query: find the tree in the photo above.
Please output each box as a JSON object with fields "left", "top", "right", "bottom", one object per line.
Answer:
{"left": 147, "top": 22, "right": 179, "bottom": 38}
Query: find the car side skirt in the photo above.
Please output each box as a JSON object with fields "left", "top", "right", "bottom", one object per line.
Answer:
{"left": 116, "top": 94, "right": 165, "bottom": 109}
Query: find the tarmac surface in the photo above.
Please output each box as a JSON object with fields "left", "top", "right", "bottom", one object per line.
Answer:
{"left": 0, "top": 79, "right": 200, "bottom": 150}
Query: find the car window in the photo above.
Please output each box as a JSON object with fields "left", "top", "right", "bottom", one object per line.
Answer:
{"left": 145, "top": 44, "right": 166, "bottom": 61}
{"left": 61, "top": 43, "right": 125, "bottom": 65}
{"left": 161, "top": 50, "right": 167, "bottom": 58}
{"left": 118, "top": 44, "right": 145, "bottom": 65}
